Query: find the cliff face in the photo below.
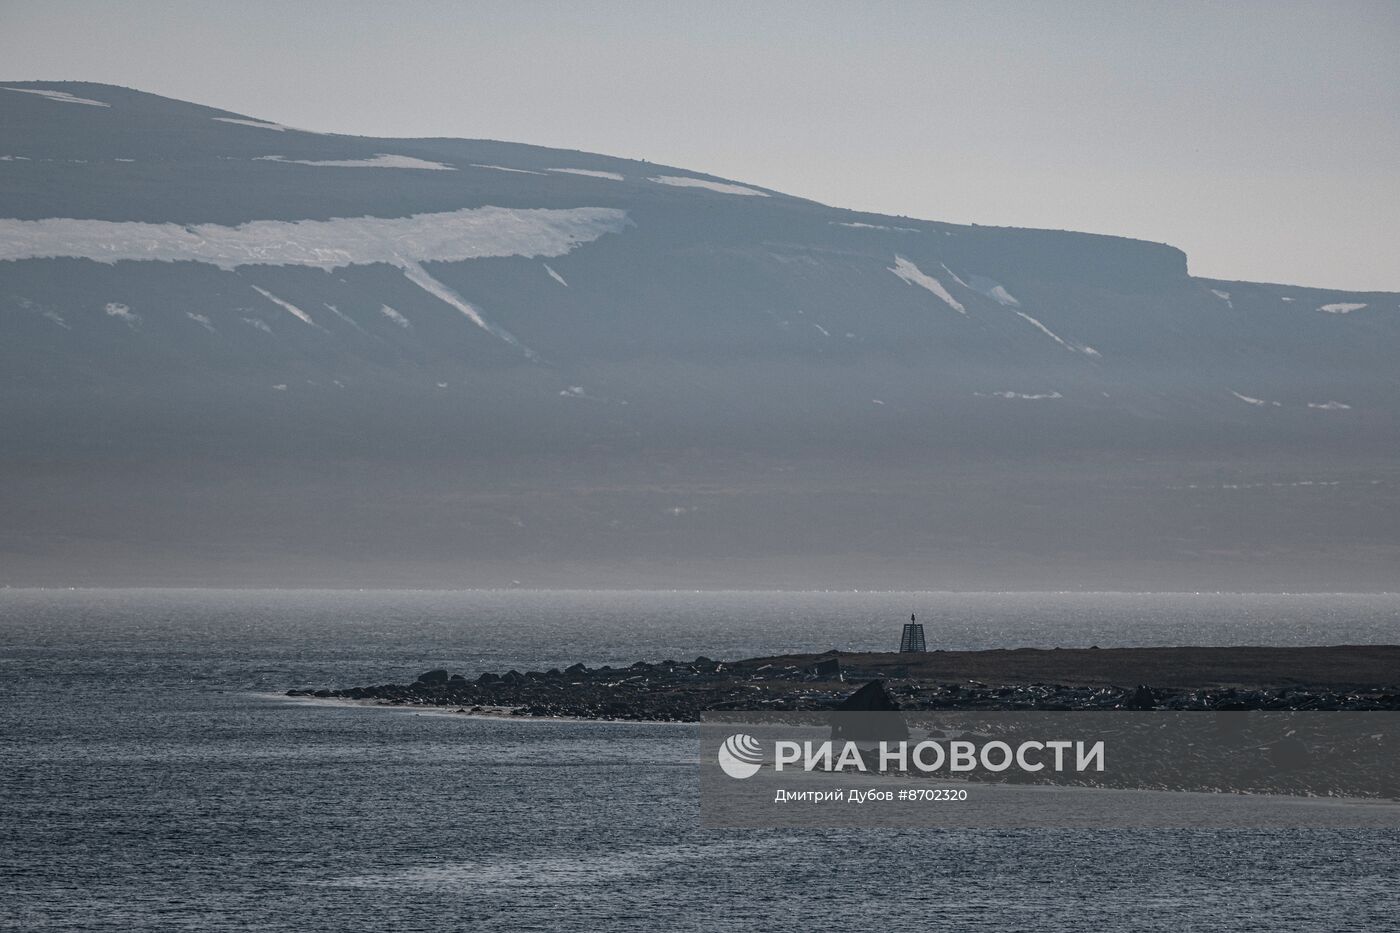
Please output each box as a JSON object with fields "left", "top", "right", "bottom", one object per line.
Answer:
{"left": 1, "top": 82, "right": 1396, "bottom": 588}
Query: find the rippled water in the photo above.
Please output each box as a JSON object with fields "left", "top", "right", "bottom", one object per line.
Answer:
{"left": 3, "top": 589, "right": 1398, "bottom": 930}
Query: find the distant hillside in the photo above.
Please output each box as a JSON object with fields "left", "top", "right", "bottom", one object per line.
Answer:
{"left": 1, "top": 81, "right": 1396, "bottom": 589}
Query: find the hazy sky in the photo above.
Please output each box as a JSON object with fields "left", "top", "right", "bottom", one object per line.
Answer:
{"left": 3, "top": 0, "right": 1397, "bottom": 290}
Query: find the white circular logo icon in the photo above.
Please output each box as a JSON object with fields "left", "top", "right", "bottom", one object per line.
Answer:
{"left": 718, "top": 733, "right": 764, "bottom": 779}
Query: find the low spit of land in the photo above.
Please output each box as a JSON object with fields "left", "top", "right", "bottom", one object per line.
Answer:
{"left": 287, "top": 645, "right": 1400, "bottom": 722}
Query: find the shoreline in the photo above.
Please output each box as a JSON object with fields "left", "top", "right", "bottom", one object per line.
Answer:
{"left": 286, "top": 645, "right": 1400, "bottom": 722}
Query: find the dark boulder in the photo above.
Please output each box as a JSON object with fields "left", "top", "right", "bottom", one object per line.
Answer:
{"left": 476, "top": 671, "right": 501, "bottom": 686}
{"left": 416, "top": 669, "right": 450, "bottom": 685}
{"left": 1124, "top": 685, "right": 1156, "bottom": 710}
{"left": 832, "top": 680, "right": 907, "bottom": 745}
{"left": 837, "top": 679, "right": 902, "bottom": 712}
{"left": 810, "top": 658, "right": 841, "bottom": 678}
{"left": 565, "top": 662, "right": 589, "bottom": 676}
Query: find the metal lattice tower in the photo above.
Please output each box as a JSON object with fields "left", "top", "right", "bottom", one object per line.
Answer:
{"left": 898, "top": 613, "right": 926, "bottom": 652}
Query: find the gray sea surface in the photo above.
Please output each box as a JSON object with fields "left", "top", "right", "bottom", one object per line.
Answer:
{"left": 2, "top": 589, "right": 1398, "bottom": 930}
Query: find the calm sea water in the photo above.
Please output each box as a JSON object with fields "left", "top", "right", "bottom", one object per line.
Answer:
{"left": 3, "top": 589, "right": 1398, "bottom": 931}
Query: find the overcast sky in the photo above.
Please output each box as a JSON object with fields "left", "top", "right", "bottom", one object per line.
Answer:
{"left": 3, "top": 0, "right": 1397, "bottom": 290}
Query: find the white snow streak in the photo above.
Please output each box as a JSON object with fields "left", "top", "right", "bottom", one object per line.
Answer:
{"left": 0, "top": 206, "right": 629, "bottom": 270}
{"left": 212, "top": 117, "right": 290, "bottom": 131}
{"left": 1012, "top": 310, "right": 1097, "bottom": 356}
{"left": 812, "top": 323, "right": 831, "bottom": 337}
{"left": 1318, "top": 302, "right": 1367, "bottom": 314}
{"left": 186, "top": 312, "right": 216, "bottom": 332}
{"left": 398, "top": 260, "right": 537, "bottom": 360}
{"left": 982, "top": 390, "right": 1062, "bottom": 400}
{"left": 1230, "top": 390, "right": 1282, "bottom": 407}
{"left": 1209, "top": 288, "right": 1232, "bottom": 307}
{"left": 647, "top": 175, "right": 768, "bottom": 197}
{"left": 256, "top": 154, "right": 455, "bottom": 171}
{"left": 549, "top": 168, "right": 624, "bottom": 181}
{"left": 322, "top": 302, "right": 369, "bottom": 334}
{"left": 243, "top": 317, "right": 273, "bottom": 334}
{"left": 543, "top": 264, "right": 568, "bottom": 287}
{"left": 251, "top": 286, "right": 317, "bottom": 326}
{"left": 1308, "top": 401, "right": 1352, "bottom": 410}
{"left": 3, "top": 87, "right": 109, "bottom": 107}
{"left": 379, "top": 305, "right": 410, "bottom": 328}
{"left": 471, "top": 164, "right": 545, "bottom": 175}
{"left": 833, "top": 221, "right": 920, "bottom": 233}
{"left": 887, "top": 255, "right": 965, "bottom": 314}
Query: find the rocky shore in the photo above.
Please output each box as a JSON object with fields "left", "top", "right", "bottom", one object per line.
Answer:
{"left": 287, "top": 645, "right": 1400, "bottom": 721}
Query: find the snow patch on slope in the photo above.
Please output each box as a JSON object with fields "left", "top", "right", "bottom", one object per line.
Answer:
{"left": 398, "top": 260, "right": 537, "bottom": 360}
{"left": 322, "top": 303, "right": 369, "bottom": 334}
{"left": 213, "top": 117, "right": 290, "bottom": 131}
{"left": 186, "top": 312, "right": 216, "bottom": 333}
{"left": 648, "top": 175, "right": 768, "bottom": 197}
{"left": 1308, "top": 401, "right": 1352, "bottom": 410}
{"left": 471, "top": 164, "right": 545, "bottom": 175}
{"left": 0, "top": 206, "right": 629, "bottom": 270}
{"left": 1318, "top": 302, "right": 1367, "bottom": 314}
{"left": 1231, "top": 390, "right": 1281, "bottom": 407}
{"left": 887, "top": 256, "right": 965, "bottom": 314}
{"left": 979, "top": 390, "right": 1062, "bottom": 400}
{"left": 379, "top": 305, "right": 410, "bottom": 328}
{"left": 966, "top": 274, "right": 1021, "bottom": 307}
{"left": 1209, "top": 288, "right": 1233, "bottom": 307}
{"left": 251, "top": 286, "right": 317, "bottom": 326}
{"left": 104, "top": 302, "right": 138, "bottom": 326}
{"left": 1014, "top": 311, "right": 1067, "bottom": 347}
{"left": 544, "top": 264, "right": 568, "bottom": 287}
{"left": 3, "top": 87, "right": 109, "bottom": 107}
{"left": 833, "top": 221, "right": 920, "bottom": 233}
{"left": 549, "top": 168, "right": 624, "bottom": 181}
{"left": 256, "top": 154, "right": 455, "bottom": 170}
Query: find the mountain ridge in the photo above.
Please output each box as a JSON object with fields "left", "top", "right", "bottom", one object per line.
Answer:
{"left": 1, "top": 82, "right": 1396, "bottom": 589}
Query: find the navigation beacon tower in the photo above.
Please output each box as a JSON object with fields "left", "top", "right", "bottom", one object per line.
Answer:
{"left": 898, "top": 613, "right": 927, "bottom": 653}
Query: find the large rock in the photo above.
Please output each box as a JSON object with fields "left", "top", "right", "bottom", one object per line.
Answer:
{"left": 1124, "top": 684, "right": 1156, "bottom": 710}
{"left": 837, "top": 679, "right": 901, "bottom": 711}
{"left": 416, "top": 669, "right": 450, "bottom": 685}
{"left": 832, "top": 679, "right": 907, "bottom": 745}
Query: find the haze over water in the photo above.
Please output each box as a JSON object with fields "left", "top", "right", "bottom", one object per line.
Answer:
{"left": 3, "top": 589, "right": 1398, "bottom": 929}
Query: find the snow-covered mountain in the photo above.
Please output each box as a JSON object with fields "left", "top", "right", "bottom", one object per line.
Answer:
{"left": 2, "top": 82, "right": 1396, "bottom": 589}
